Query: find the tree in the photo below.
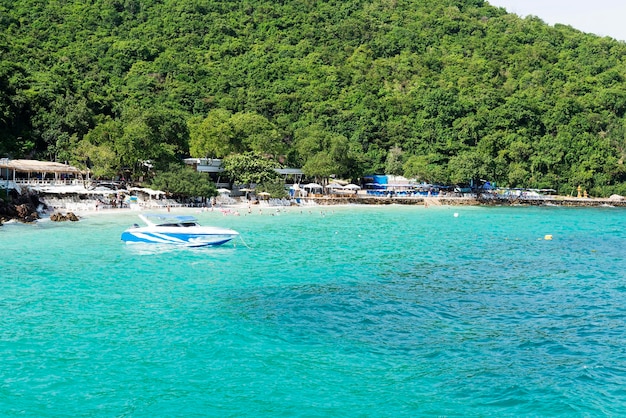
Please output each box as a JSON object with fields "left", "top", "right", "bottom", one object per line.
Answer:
{"left": 3, "top": 0, "right": 626, "bottom": 195}
{"left": 73, "top": 117, "right": 124, "bottom": 178}
{"left": 189, "top": 110, "right": 283, "bottom": 158}
{"left": 230, "top": 112, "right": 284, "bottom": 157}
{"left": 384, "top": 145, "right": 404, "bottom": 176}
{"left": 34, "top": 93, "right": 94, "bottom": 161}
{"left": 295, "top": 124, "right": 360, "bottom": 180}
{"left": 150, "top": 164, "right": 217, "bottom": 199}
{"left": 256, "top": 178, "right": 289, "bottom": 198}
{"left": 189, "top": 109, "right": 236, "bottom": 158}
{"left": 116, "top": 107, "right": 190, "bottom": 176}
{"left": 447, "top": 150, "right": 488, "bottom": 185}
{"left": 221, "top": 152, "right": 281, "bottom": 186}
{"left": 403, "top": 153, "right": 448, "bottom": 184}
{"left": 302, "top": 152, "right": 340, "bottom": 180}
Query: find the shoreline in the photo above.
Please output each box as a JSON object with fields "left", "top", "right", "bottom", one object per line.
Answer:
{"left": 302, "top": 195, "right": 626, "bottom": 208}
{"left": 65, "top": 194, "right": 625, "bottom": 220}
{"left": 2, "top": 193, "right": 625, "bottom": 224}
{"left": 55, "top": 194, "right": 626, "bottom": 216}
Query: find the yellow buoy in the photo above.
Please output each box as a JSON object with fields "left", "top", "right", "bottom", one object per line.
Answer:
{"left": 544, "top": 235, "right": 553, "bottom": 240}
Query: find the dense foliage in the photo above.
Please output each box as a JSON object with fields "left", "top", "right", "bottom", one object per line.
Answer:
{"left": 1, "top": 0, "right": 626, "bottom": 195}
{"left": 150, "top": 164, "right": 217, "bottom": 199}
{"left": 222, "top": 152, "right": 281, "bottom": 186}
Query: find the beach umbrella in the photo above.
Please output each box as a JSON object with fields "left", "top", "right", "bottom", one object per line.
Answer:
{"left": 325, "top": 183, "right": 344, "bottom": 189}
{"left": 217, "top": 188, "right": 231, "bottom": 194}
{"left": 344, "top": 184, "right": 361, "bottom": 190}
{"left": 303, "top": 183, "right": 323, "bottom": 189}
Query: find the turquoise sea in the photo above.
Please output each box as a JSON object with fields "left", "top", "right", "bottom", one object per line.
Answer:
{"left": 1, "top": 205, "right": 625, "bottom": 416}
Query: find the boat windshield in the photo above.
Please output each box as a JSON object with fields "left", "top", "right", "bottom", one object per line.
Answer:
{"left": 139, "top": 214, "right": 200, "bottom": 228}
{"left": 158, "top": 222, "right": 198, "bottom": 227}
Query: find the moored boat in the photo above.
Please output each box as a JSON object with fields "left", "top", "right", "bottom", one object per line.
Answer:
{"left": 121, "top": 214, "right": 239, "bottom": 247}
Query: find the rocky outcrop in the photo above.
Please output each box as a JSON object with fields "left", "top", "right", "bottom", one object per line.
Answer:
{"left": 50, "top": 212, "right": 80, "bottom": 222}
{"left": 0, "top": 192, "right": 43, "bottom": 223}
{"left": 15, "top": 203, "right": 40, "bottom": 222}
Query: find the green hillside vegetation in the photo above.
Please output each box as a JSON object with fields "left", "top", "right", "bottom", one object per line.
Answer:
{"left": 1, "top": 0, "right": 626, "bottom": 196}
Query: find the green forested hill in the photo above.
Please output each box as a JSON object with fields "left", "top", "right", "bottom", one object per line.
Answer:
{"left": 1, "top": 0, "right": 626, "bottom": 195}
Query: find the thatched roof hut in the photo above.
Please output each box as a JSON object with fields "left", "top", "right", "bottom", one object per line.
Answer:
{"left": 0, "top": 159, "right": 82, "bottom": 175}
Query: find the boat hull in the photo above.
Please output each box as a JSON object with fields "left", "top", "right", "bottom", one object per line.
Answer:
{"left": 121, "top": 227, "right": 238, "bottom": 247}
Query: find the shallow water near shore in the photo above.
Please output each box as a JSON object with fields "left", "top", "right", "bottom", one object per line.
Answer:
{"left": 1, "top": 205, "right": 625, "bottom": 416}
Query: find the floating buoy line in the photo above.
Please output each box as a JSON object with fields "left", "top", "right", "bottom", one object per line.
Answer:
{"left": 236, "top": 234, "right": 253, "bottom": 249}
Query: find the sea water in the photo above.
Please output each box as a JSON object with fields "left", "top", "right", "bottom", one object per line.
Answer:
{"left": 1, "top": 205, "right": 625, "bottom": 416}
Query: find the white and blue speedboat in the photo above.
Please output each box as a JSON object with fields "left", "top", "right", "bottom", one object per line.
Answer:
{"left": 121, "top": 214, "right": 239, "bottom": 247}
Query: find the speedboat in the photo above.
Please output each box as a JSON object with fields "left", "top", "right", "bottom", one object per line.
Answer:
{"left": 121, "top": 214, "right": 239, "bottom": 247}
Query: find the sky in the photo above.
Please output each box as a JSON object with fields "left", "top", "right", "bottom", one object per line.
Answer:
{"left": 487, "top": 0, "right": 626, "bottom": 41}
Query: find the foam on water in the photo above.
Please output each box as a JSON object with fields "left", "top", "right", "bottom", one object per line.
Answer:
{"left": 1, "top": 206, "right": 625, "bottom": 416}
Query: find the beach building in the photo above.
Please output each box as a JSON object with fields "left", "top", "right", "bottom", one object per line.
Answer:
{"left": 0, "top": 158, "right": 84, "bottom": 194}
{"left": 183, "top": 158, "right": 304, "bottom": 190}
{"left": 362, "top": 174, "right": 448, "bottom": 197}
{"left": 0, "top": 158, "right": 171, "bottom": 211}
{"left": 183, "top": 158, "right": 229, "bottom": 188}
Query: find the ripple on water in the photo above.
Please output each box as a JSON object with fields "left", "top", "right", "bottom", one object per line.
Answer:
{"left": 0, "top": 206, "right": 625, "bottom": 416}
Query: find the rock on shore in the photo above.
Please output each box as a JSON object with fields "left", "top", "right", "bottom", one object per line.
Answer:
{"left": 0, "top": 193, "right": 42, "bottom": 223}
{"left": 50, "top": 212, "right": 80, "bottom": 222}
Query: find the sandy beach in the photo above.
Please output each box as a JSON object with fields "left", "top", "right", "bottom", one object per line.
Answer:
{"left": 60, "top": 192, "right": 626, "bottom": 220}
